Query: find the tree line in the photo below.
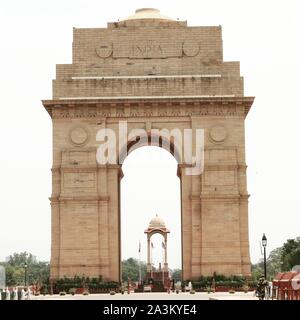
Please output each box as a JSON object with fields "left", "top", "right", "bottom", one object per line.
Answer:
{"left": 1, "top": 236, "right": 299, "bottom": 285}
{"left": 252, "top": 236, "right": 300, "bottom": 280}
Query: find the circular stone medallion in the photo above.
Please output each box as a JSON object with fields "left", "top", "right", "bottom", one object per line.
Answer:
{"left": 183, "top": 41, "right": 200, "bottom": 57}
{"left": 96, "top": 43, "right": 113, "bottom": 58}
{"left": 69, "top": 127, "right": 89, "bottom": 146}
{"left": 209, "top": 125, "right": 227, "bottom": 143}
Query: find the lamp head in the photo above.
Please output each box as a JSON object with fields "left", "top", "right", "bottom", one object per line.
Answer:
{"left": 262, "top": 233, "right": 267, "bottom": 247}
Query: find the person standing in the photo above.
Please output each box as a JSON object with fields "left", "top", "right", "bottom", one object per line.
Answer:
{"left": 13, "top": 287, "right": 18, "bottom": 300}
{"left": 256, "top": 275, "right": 268, "bottom": 300}
{"left": 5, "top": 287, "right": 10, "bottom": 300}
{"left": 20, "top": 288, "right": 25, "bottom": 300}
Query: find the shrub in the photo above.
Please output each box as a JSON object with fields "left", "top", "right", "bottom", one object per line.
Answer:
{"left": 205, "top": 286, "right": 211, "bottom": 294}
{"left": 213, "top": 273, "right": 228, "bottom": 282}
{"left": 69, "top": 288, "right": 76, "bottom": 295}
{"left": 1, "top": 292, "right": 5, "bottom": 300}
{"left": 242, "top": 285, "right": 249, "bottom": 293}
{"left": 40, "top": 284, "right": 48, "bottom": 295}
{"left": 52, "top": 275, "right": 119, "bottom": 293}
{"left": 192, "top": 274, "right": 250, "bottom": 290}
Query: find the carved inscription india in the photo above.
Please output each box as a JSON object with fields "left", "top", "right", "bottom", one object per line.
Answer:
{"left": 96, "top": 40, "right": 200, "bottom": 59}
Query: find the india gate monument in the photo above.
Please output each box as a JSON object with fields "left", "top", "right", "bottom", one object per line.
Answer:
{"left": 42, "top": 8, "right": 254, "bottom": 282}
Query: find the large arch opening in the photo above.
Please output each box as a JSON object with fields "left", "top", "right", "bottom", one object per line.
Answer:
{"left": 120, "top": 146, "right": 182, "bottom": 284}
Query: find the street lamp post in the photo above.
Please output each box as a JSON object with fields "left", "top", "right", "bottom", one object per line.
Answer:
{"left": 262, "top": 234, "right": 267, "bottom": 279}
{"left": 24, "top": 262, "right": 28, "bottom": 287}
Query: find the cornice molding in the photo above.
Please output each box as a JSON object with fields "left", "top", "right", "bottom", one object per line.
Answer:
{"left": 42, "top": 96, "right": 254, "bottom": 119}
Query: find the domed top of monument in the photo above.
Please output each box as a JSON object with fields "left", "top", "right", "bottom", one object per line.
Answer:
{"left": 149, "top": 214, "right": 166, "bottom": 229}
{"left": 144, "top": 214, "right": 170, "bottom": 234}
{"left": 122, "top": 8, "right": 174, "bottom": 22}
{"left": 115, "top": 8, "right": 186, "bottom": 28}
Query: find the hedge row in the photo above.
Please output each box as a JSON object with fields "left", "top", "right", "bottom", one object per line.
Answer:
{"left": 189, "top": 275, "right": 257, "bottom": 290}
{"left": 41, "top": 276, "right": 119, "bottom": 293}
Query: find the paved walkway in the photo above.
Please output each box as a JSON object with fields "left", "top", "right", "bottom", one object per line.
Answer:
{"left": 30, "top": 291, "right": 258, "bottom": 300}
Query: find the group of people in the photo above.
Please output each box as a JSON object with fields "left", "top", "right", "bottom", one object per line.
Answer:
{"left": 1, "top": 287, "right": 31, "bottom": 300}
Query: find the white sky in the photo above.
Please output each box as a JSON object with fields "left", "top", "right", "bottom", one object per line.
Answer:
{"left": 0, "top": 0, "right": 300, "bottom": 269}
{"left": 121, "top": 146, "right": 181, "bottom": 269}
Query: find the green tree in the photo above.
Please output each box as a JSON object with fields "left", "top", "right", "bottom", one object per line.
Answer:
{"left": 281, "top": 238, "right": 300, "bottom": 271}
{"left": 0, "top": 252, "right": 50, "bottom": 286}
{"left": 171, "top": 269, "right": 182, "bottom": 282}
{"left": 267, "top": 247, "right": 283, "bottom": 276}
{"left": 6, "top": 252, "right": 37, "bottom": 267}
{"left": 252, "top": 247, "right": 282, "bottom": 280}
{"left": 252, "top": 237, "right": 300, "bottom": 280}
{"left": 122, "top": 258, "right": 147, "bottom": 282}
{"left": 5, "top": 265, "right": 25, "bottom": 286}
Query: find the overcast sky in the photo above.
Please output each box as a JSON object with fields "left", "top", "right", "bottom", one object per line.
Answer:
{"left": 0, "top": 0, "right": 300, "bottom": 269}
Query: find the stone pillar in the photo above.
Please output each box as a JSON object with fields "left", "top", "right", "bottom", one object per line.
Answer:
{"left": 97, "top": 166, "right": 110, "bottom": 280}
{"left": 50, "top": 167, "right": 61, "bottom": 279}
{"left": 147, "top": 236, "right": 151, "bottom": 272}
{"left": 178, "top": 164, "right": 192, "bottom": 281}
{"left": 239, "top": 195, "right": 251, "bottom": 275}
{"left": 50, "top": 197, "right": 60, "bottom": 279}
{"left": 190, "top": 193, "right": 202, "bottom": 278}
{"left": 164, "top": 235, "right": 168, "bottom": 271}
{"left": 238, "top": 163, "right": 251, "bottom": 276}
{"left": 106, "top": 165, "right": 121, "bottom": 282}
{"left": 190, "top": 117, "right": 203, "bottom": 279}
{"left": 98, "top": 196, "right": 110, "bottom": 279}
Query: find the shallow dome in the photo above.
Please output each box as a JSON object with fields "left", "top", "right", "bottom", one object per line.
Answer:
{"left": 122, "top": 8, "right": 174, "bottom": 22}
{"left": 148, "top": 214, "right": 166, "bottom": 229}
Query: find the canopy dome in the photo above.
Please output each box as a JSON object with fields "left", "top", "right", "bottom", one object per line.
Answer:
{"left": 148, "top": 214, "right": 166, "bottom": 229}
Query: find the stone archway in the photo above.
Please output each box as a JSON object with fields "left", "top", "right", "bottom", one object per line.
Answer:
{"left": 119, "top": 135, "right": 182, "bottom": 282}
{"left": 43, "top": 8, "right": 253, "bottom": 282}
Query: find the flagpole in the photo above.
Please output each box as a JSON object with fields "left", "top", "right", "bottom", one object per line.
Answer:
{"left": 162, "top": 242, "right": 165, "bottom": 288}
{"left": 150, "top": 241, "right": 153, "bottom": 279}
{"left": 139, "top": 241, "right": 142, "bottom": 285}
